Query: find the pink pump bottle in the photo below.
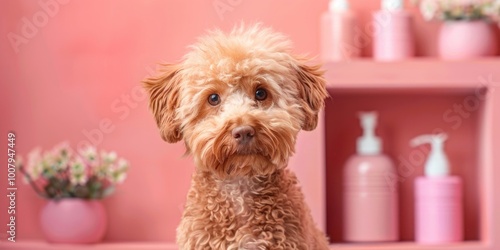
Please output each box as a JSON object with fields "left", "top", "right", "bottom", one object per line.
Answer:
{"left": 320, "top": 0, "right": 360, "bottom": 61}
{"left": 411, "top": 133, "right": 463, "bottom": 244}
{"left": 372, "top": 0, "right": 415, "bottom": 61}
{"left": 343, "top": 112, "right": 399, "bottom": 242}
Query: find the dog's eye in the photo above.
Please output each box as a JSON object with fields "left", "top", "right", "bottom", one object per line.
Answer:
{"left": 208, "top": 94, "right": 221, "bottom": 106}
{"left": 255, "top": 88, "right": 267, "bottom": 101}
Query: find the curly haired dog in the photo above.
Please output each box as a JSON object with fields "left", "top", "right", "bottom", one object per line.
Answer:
{"left": 144, "top": 24, "right": 330, "bottom": 250}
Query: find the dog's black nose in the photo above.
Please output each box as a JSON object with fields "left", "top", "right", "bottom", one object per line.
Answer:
{"left": 232, "top": 126, "right": 255, "bottom": 144}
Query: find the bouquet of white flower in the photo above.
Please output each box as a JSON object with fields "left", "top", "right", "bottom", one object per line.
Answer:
{"left": 414, "top": 0, "right": 500, "bottom": 21}
{"left": 17, "top": 142, "right": 129, "bottom": 199}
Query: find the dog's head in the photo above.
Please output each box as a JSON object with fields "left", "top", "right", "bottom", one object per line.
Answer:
{"left": 144, "top": 25, "right": 328, "bottom": 178}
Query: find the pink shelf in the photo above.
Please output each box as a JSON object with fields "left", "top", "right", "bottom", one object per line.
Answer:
{"left": 311, "top": 58, "right": 500, "bottom": 249}
{"left": 1, "top": 240, "right": 178, "bottom": 250}
{"left": 0, "top": 241, "right": 486, "bottom": 250}
{"left": 328, "top": 241, "right": 486, "bottom": 250}
{"left": 324, "top": 58, "right": 500, "bottom": 89}
{"left": 1, "top": 240, "right": 488, "bottom": 250}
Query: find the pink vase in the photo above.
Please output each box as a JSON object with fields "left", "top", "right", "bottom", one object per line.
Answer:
{"left": 40, "top": 199, "right": 107, "bottom": 243}
{"left": 438, "top": 20, "right": 498, "bottom": 60}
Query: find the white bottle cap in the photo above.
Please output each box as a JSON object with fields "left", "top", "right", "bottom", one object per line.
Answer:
{"left": 329, "top": 0, "right": 350, "bottom": 12}
{"left": 382, "top": 0, "right": 403, "bottom": 11}
{"left": 410, "top": 133, "right": 450, "bottom": 177}
{"left": 356, "top": 112, "right": 382, "bottom": 155}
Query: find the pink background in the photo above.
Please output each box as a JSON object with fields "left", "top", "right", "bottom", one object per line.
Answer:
{"left": 0, "top": 0, "right": 497, "bottom": 245}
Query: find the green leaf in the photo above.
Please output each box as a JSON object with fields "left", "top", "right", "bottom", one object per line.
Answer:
{"left": 102, "top": 186, "right": 115, "bottom": 198}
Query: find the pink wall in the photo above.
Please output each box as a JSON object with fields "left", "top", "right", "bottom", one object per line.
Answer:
{"left": 0, "top": 0, "right": 482, "bottom": 243}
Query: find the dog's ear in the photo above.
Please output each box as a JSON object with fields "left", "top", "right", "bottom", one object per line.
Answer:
{"left": 142, "top": 63, "right": 183, "bottom": 143}
{"left": 292, "top": 58, "right": 329, "bottom": 131}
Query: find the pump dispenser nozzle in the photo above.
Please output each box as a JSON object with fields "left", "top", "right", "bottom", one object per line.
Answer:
{"left": 410, "top": 133, "right": 449, "bottom": 177}
{"left": 329, "top": 0, "right": 350, "bottom": 11}
{"left": 357, "top": 112, "right": 382, "bottom": 155}
{"left": 382, "top": 0, "right": 403, "bottom": 11}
